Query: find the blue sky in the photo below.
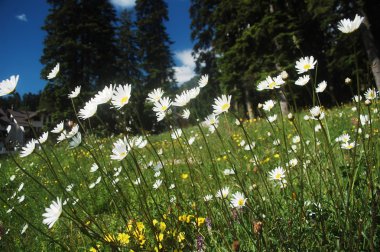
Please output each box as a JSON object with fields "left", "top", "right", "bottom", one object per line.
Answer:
{"left": 0, "top": 0, "right": 195, "bottom": 96}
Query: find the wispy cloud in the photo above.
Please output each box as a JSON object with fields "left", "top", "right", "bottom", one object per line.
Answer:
{"left": 109, "top": 0, "right": 135, "bottom": 9}
{"left": 174, "top": 49, "right": 196, "bottom": 85}
{"left": 15, "top": 14, "right": 28, "bottom": 22}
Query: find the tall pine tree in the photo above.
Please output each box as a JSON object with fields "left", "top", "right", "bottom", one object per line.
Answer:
{"left": 135, "top": 0, "right": 175, "bottom": 91}
{"left": 135, "top": 0, "right": 174, "bottom": 129}
{"left": 40, "top": 0, "right": 118, "bottom": 121}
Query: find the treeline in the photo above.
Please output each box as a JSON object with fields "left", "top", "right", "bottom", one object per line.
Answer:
{"left": 36, "top": 0, "right": 175, "bottom": 133}
{"left": 190, "top": 0, "right": 380, "bottom": 117}
{"left": 2, "top": 0, "right": 380, "bottom": 133}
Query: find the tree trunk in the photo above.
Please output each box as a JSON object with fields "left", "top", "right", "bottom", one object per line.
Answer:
{"left": 360, "top": 13, "right": 380, "bottom": 90}
{"left": 244, "top": 88, "right": 254, "bottom": 119}
{"left": 276, "top": 89, "right": 289, "bottom": 115}
{"left": 270, "top": 3, "right": 290, "bottom": 115}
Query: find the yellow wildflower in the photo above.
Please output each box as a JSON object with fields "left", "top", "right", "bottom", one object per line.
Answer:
{"left": 179, "top": 215, "right": 187, "bottom": 222}
{"left": 159, "top": 222, "right": 166, "bottom": 232}
{"left": 180, "top": 173, "right": 189, "bottom": 179}
{"left": 195, "top": 217, "right": 205, "bottom": 227}
{"left": 186, "top": 215, "right": 194, "bottom": 223}
{"left": 117, "top": 233, "right": 130, "bottom": 246}
{"left": 177, "top": 232, "right": 185, "bottom": 243}
{"left": 156, "top": 232, "right": 164, "bottom": 242}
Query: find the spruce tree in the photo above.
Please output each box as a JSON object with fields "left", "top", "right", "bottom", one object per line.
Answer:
{"left": 135, "top": 0, "right": 174, "bottom": 129}
{"left": 135, "top": 0, "right": 175, "bottom": 91}
{"left": 40, "top": 0, "right": 118, "bottom": 121}
{"left": 115, "top": 9, "right": 142, "bottom": 132}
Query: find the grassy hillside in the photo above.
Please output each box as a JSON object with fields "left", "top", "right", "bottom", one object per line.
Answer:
{"left": 1, "top": 91, "right": 379, "bottom": 251}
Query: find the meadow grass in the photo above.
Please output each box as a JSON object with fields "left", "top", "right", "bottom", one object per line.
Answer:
{"left": 1, "top": 90, "right": 379, "bottom": 251}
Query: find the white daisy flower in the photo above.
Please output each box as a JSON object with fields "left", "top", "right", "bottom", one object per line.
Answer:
{"left": 181, "top": 109, "right": 190, "bottom": 119}
{"left": 69, "top": 132, "right": 81, "bottom": 149}
{"left": 153, "top": 179, "right": 162, "bottom": 190}
{"left": 90, "top": 163, "right": 98, "bottom": 172}
{"left": 257, "top": 75, "right": 284, "bottom": 90}
{"left": 188, "top": 87, "right": 200, "bottom": 99}
{"left": 18, "top": 195, "right": 25, "bottom": 203}
{"left": 280, "top": 70, "right": 289, "bottom": 79}
{"left": 212, "top": 95, "right": 232, "bottom": 115}
{"left": 21, "top": 223, "right": 28, "bottom": 234}
{"left": 215, "top": 186, "right": 230, "bottom": 199}
{"left": 230, "top": 192, "right": 247, "bottom": 209}
{"left": 42, "top": 197, "right": 62, "bottom": 229}
{"left": 153, "top": 97, "right": 172, "bottom": 122}
{"left": 173, "top": 91, "right": 191, "bottom": 107}
{"left": 171, "top": 128, "right": 183, "bottom": 139}
{"left": 133, "top": 178, "right": 141, "bottom": 185}
{"left": 364, "top": 88, "right": 377, "bottom": 100}
{"left": 341, "top": 141, "right": 356, "bottom": 150}
{"left": 111, "top": 84, "right": 132, "bottom": 109}
{"left": 337, "top": 133, "right": 350, "bottom": 143}
{"left": 204, "top": 194, "right": 213, "bottom": 202}
{"left": 288, "top": 158, "right": 298, "bottom": 167}
{"left": 66, "top": 124, "right": 79, "bottom": 139}
{"left": 198, "top": 74, "right": 209, "bottom": 88}
{"left": 20, "top": 139, "right": 36, "bottom": 158}
{"left": 202, "top": 114, "right": 219, "bottom": 129}
{"left": 316, "top": 81, "right": 327, "bottom": 93}
{"left": 38, "top": 132, "right": 49, "bottom": 144}
{"left": 295, "top": 75, "right": 310, "bottom": 86}
{"left": 292, "top": 135, "right": 300, "bottom": 144}
{"left": 51, "top": 121, "right": 64, "bottom": 134}
{"left": 269, "top": 166, "right": 286, "bottom": 181}
{"left": 295, "top": 56, "right": 317, "bottom": 74}
{"left": 267, "top": 114, "right": 277, "bottom": 122}
{"left": 353, "top": 95, "right": 362, "bottom": 102}
{"left": 188, "top": 136, "right": 195, "bottom": 145}
{"left": 93, "top": 84, "right": 114, "bottom": 104}
{"left": 147, "top": 88, "right": 164, "bottom": 103}
{"left": 337, "top": 14, "right": 364, "bottom": 33}
{"left": 223, "top": 168, "right": 235, "bottom": 175}
{"left": 78, "top": 100, "right": 98, "bottom": 120}
{"left": 244, "top": 141, "right": 256, "bottom": 150}
{"left": 360, "top": 115, "right": 370, "bottom": 125}
{"left": 129, "top": 136, "right": 147, "bottom": 149}
{"left": 110, "top": 137, "right": 129, "bottom": 161}
{"left": 18, "top": 182, "right": 24, "bottom": 192}
{"left": 263, "top": 100, "right": 276, "bottom": 111}
{"left": 47, "top": 63, "right": 60, "bottom": 79}
{"left": 0, "top": 75, "right": 19, "bottom": 96}
{"left": 310, "top": 106, "right": 325, "bottom": 120}
{"left": 68, "top": 86, "right": 81, "bottom": 99}
{"left": 57, "top": 131, "right": 67, "bottom": 143}
{"left": 66, "top": 184, "right": 74, "bottom": 192}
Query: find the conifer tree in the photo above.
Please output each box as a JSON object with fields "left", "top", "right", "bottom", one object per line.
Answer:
{"left": 135, "top": 0, "right": 175, "bottom": 91}
{"left": 40, "top": 0, "right": 118, "bottom": 121}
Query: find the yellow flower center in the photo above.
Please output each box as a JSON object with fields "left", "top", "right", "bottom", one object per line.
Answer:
{"left": 221, "top": 103, "right": 230, "bottom": 111}
{"left": 275, "top": 173, "right": 282, "bottom": 180}
{"left": 268, "top": 82, "right": 276, "bottom": 89}
{"left": 121, "top": 96, "right": 129, "bottom": 104}
{"left": 238, "top": 199, "right": 244, "bottom": 206}
{"left": 161, "top": 105, "right": 168, "bottom": 111}
{"left": 303, "top": 64, "right": 311, "bottom": 70}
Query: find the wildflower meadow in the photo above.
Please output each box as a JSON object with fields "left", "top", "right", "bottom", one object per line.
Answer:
{"left": 1, "top": 13, "right": 380, "bottom": 252}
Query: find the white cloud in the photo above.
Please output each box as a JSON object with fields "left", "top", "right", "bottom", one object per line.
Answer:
{"left": 174, "top": 49, "right": 196, "bottom": 85}
{"left": 109, "top": 0, "right": 135, "bottom": 8}
{"left": 15, "top": 14, "right": 27, "bottom": 22}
